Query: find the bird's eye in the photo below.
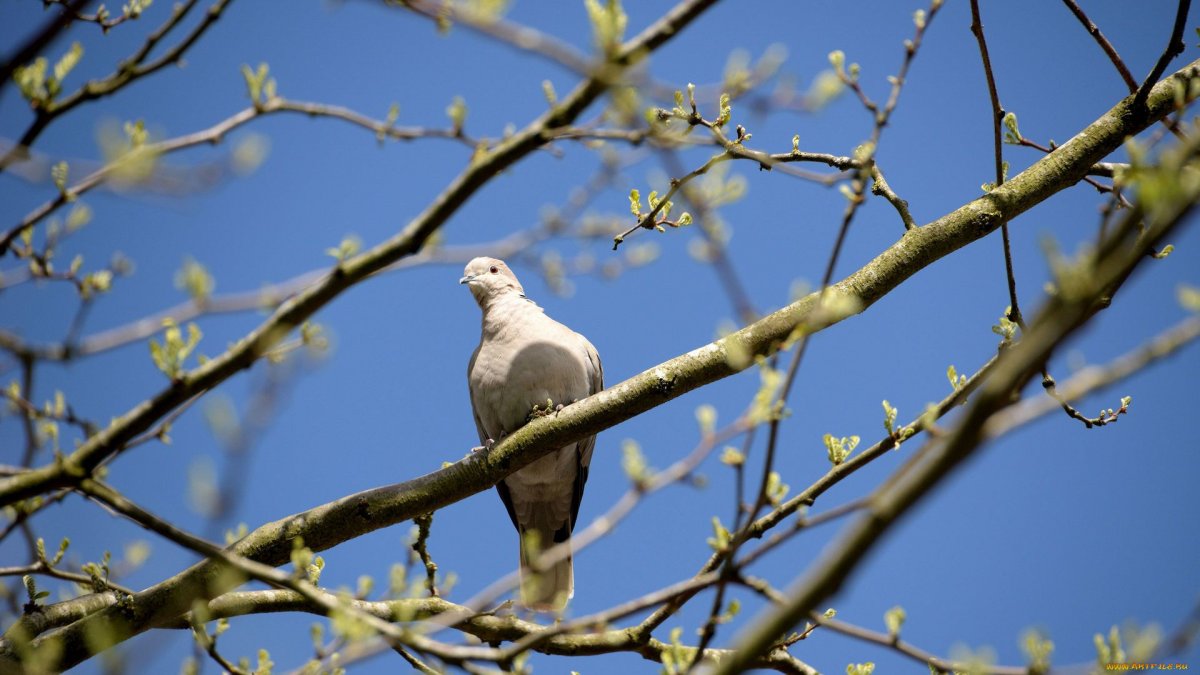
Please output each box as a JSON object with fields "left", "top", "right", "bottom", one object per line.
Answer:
{"left": 489, "top": 266, "right": 499, "bottom": 274}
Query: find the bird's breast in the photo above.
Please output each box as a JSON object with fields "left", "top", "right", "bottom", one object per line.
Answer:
{"left": 470, "top": 332, "right": 590, "bottom": 435}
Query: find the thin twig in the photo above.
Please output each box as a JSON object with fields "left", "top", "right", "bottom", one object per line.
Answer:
{"left": 709, "top": 133, "right": 1200, "bottom": 675}
{"left": 1, "top": 97, "right": 486, "bottom": 256}
{"left": 74, "top": 479, "right": 499, "bottom": 667}
{"left": 1134, "top": 0, "right": 1193, "bottom": 111}
{"left": 431, "top": 417, "right": 750, "bottom": 631}
{"left": 813, "top": 613, "right": 1029, "bottom": 675}
{"left": 0, "top": 0, "right": 90, "bottom": 99}
{"left": 659, "top": 149, "right": 759, "bottom": 323}
{"left": 398, "top": 0, "right": 593, "bottom": 76}
{"left": 0, "top": 561, "right": 134, "bottom": 597}
{"left": 8, "top": 53, "right": 1196, "bottom": 669}
{"left": 1, "top": 0, "right": 230, "bottom": 173}
{"left": 970, "top": 0, "right": 1026, "bottom": 329}
{"left": 42, "top": 0, "right": 140, "bottom": 32}
{"left": 1059, "top": 0, "right": 1138, "bottom": 91}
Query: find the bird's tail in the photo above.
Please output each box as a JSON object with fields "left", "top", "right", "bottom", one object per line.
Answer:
{"left": 518, "top": 521, "right": 573, "bottom": 612}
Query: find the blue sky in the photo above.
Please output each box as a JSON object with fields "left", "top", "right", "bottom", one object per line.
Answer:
{"left": 2, "top": 1, "right": 1198, "bottom": 673}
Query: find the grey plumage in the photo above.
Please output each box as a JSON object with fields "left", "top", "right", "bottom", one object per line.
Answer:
{"left": 461, "top": 257, "right": 603, "bottom": 611}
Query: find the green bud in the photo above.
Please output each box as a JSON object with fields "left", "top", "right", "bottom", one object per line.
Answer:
{"left": 695, "top": 404, "right": 717, "bottom": 436}
{"left": 884, "top": 605, "right": 906, "bottom": 638}
{"left": 51, "top": 161, "right": 69, "bottom": 193}
{"left": 828, "top": 50, "right": 845, "bottom": 71}
{"left": 446, "top": 96, "right": 467, "bottom": 133}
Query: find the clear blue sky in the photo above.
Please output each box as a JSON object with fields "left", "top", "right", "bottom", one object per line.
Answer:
{"left": 2, "top": 1, "right": 1198, "bottom": 673}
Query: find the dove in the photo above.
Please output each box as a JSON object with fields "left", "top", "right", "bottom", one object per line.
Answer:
{"left": 461, "top": 257, "right": 603, "bottom": 611}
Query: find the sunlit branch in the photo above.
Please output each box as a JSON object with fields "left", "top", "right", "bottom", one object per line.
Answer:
{"left": 710, "top": 133, "right": 1200, "bottom": 674}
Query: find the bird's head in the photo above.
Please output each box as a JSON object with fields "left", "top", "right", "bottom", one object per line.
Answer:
{"left": 459, "top": 257, "right": 525, "bottom": 306}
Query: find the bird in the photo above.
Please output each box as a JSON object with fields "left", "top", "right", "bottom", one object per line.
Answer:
{"left": 460, "top": 257, "right": 603, "bottom": 611}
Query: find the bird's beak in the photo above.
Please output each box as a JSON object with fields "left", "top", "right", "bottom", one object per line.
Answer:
{"left": 458, "top": 274, "right": 476, "bottom": 285}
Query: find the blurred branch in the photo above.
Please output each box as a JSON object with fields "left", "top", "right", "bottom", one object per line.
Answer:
{"left": 396, "top": 0, "right": 812, "bottom": 124}
{"left": 660, "top": 148, "right": 760, "bottom": 323}
{"left": 986, "top": 314, "right": 1200, "bottom": 433}
{"left": 687, "top": 4, "right": 941, "bottom": 663}
{"left": 11, "top": 54, "right": 1195, "bottom": 671}
{"left": 206, "top": 588, "right": 815, "bottom": 673}
{"left": 1, "top": 0, "right": 232, "bottom": 173}
{"left": 0, "top": 0, "right": 89, "bottom": 100}
{"left": 811, "top": 613, "right": 1029, "bottom": 675}
{"left": 0, "top": 1, "right": 726, "bottom": 667}
{"left": 42, "top": 0, "right": 146, "bottom": 33}
{"left": 613, "top": 115, "right": 859, "bottom": 249}
{"left": 0, "top": 488, "right": 71, "bottom": 545}
{"left": 1161, "top": 598, "right": 1200, "bottom": 659}
{"left": 711, "top": 130, "right": 1200, "bottom": 674}
{"left": 0, "top": 211, "right": 598, "bottom": 363}
{"left": 65, "top": 479, "right": 522, "bottom": 670}
{"left": 438, "top": 415, "right": 751, "bottom": 627}
{"left": 0, "top": 136, "right": 253, "bottom": 197}
{"left": 970, "top": 1, "right": 1113, "bottom": 431}
{"left": 0, "top": 560, "right": 133, "bottom": 597}
{"left": 3, "top": 18, "right": 1198, "bottom": 675}
{"left": 397, "top": 0, "right": 594, "bottom": 76}
{"left": 0, "top": 96, "right": 491, "bottom": 257}
{"left": 736, "top": 354, "right": 1000, "bottom": 569}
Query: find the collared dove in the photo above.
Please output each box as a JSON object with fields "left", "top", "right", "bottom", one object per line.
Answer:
{"left": 460, "top": 257, "right": 603, "bottom": 611}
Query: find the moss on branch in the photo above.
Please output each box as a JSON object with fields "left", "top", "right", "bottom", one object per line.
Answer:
{"left": 5, "top": 37, "right": 1196, "bottom": 675}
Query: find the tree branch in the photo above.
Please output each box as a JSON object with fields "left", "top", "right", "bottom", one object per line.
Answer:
{"left": 0, "top": 96, "right": 487, "bottom": 257}
{"left": 0, "top": 0, "right": 90, "bottom": 98}
{"left": 1134, "top": 0, "right": 1193, "bottom": 111}
{"left": 0, "top": 0, "right": 233, "bottom": 173}
{"left": 4, "top": 38, "right": 1197, "bottom": 675}
{"left": 710, "top": 131, "right": 1200, "bottom": 673}
{"left": 1059, "top": 0, "right": 1138, "bottom": 91}
{"left": 0, "top": 0, "right": 724, "bottom": 509}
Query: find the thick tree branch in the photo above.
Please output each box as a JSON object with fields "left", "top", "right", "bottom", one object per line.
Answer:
{"left": 7, "top": 55, "right": 1190, "bottom": 667}
{"left": 0, "top": 2, "right": 723, "bottom": 668}
{"left": 0, "top": 0, "right": 723, "bottom": 509}
{"left": 711, "top": 133, "right": 1200, "bottom": 673}
{"left": 4, "top": 40, "right": 1197, "bottom": 675}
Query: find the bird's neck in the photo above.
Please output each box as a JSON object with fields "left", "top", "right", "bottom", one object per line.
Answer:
{"left": 479, "top": 291, "right": 541, "bottom": 336}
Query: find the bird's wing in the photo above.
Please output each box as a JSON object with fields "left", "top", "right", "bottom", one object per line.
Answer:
{"left": 469, "top": 342, "right": 520, "bottom": 530}
{"left": 569, "top": 334, "right": 603, "bottom": 530}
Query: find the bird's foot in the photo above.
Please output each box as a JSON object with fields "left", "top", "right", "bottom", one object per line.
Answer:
{"left": 528, "top": 398, "right": 557, "bottom": 420}
{"left": 469, "top": 438, "right": 497, "bottom": 454}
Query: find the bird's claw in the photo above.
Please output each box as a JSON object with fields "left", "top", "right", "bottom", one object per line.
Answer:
{"left": 528, "top": 398, "right": 558, "bottom": 420}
